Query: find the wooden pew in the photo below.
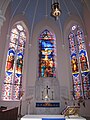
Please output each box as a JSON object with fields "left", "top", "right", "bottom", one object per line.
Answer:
{"left": 0, "top": 107, "right": 18, "bottom": 120}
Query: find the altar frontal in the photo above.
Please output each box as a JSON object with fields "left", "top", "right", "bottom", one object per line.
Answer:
{"left": 21, "top": 115, "right": 86, "bottom": 120}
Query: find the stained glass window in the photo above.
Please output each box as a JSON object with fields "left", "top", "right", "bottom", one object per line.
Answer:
{"left": 38, "top": 29, "right": 56, "bottom": 78}
{"left": 68, "top": 25, "right": 90, "bottom": 100}
{"left": 2, "top": 23, "right": 27, "bottom": 100}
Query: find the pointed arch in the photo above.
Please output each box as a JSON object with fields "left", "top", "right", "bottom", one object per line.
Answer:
{"left": 38, "top": 29, "right": 56, "bottom": 78}
{"left": 2, "top": 21, "right": 28, "bottom": 101}
{"left": 68, "top": 25, "right": 90, "bottom": 100}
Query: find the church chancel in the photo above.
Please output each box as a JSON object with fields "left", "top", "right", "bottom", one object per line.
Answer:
{"left": 0, "top": 0, "right": 90, "bottom": 120}
{"left": 22, "top": 77, "right": 86, "bottom": 120}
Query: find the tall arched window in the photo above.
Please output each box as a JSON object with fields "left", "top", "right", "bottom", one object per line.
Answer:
{"left": 68, "top": 25, "right": 90, "bottom": 100}
{"left": 38, "top": 29, "right": 56, "bottom": 78}
{"left": 2, "top": 22, "right": 27, "bottom": 101}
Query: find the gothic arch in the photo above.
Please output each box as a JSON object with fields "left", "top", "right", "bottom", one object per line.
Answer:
{"left": 2, "top": 17, "right": 29, "bottom": 100}
{"left": 64, "top": 17, "right": 90, "bottom": 100}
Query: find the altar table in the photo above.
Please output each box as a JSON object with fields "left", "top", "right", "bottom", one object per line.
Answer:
{"left": 21, "top": 115, "right": 86, "bottom": 120}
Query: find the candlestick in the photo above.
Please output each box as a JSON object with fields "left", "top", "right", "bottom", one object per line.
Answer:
{"left": 42, "top": 91, "right": 44, "bottom": 100}
{"left": 52, "top": 91, "right": 54, "bottom": 100}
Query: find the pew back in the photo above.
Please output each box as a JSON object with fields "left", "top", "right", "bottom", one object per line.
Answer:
{"left": 0, "top": 107, "right": 18, "bottom": 120}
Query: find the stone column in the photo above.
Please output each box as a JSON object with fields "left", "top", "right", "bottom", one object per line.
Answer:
{"left": 0, "top": 10, "right": 5, "bottom": 34}
{"left": 0, "top": 0, "right": 11, "bottom": 33}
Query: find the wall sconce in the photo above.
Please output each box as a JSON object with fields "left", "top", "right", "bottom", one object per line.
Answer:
{"left": 51, "top": 0, "right": 62, "bottom": 20}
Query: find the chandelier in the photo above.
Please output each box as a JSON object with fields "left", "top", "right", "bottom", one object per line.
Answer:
{"left": 51, "top": 0, "right": 62, "bottom": 20}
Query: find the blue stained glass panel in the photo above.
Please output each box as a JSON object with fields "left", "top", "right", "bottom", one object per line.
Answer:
{"left": 68, "top": 25, "right": 90, "bottom": 100}
{"left": 38, "top": 29, "right": 56, "bottom": 78}
{"left": 2, "top": 23, "right": 27, "bottom": 101}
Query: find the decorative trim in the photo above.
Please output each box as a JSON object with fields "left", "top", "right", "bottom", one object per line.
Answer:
{"left": 36, "top": 102, "right": 60, "bottom": 107}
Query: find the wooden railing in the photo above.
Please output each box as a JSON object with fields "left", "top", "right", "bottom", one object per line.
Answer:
{"left": 0, "top": 107, "right": 18, "bottom": 120}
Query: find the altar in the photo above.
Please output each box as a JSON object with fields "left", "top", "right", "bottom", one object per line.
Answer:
{"left": 35, "top": 77, "right": 61, "bottom": 114}
{"left": 21, "top": 115, "right": 86, "bottom": 120}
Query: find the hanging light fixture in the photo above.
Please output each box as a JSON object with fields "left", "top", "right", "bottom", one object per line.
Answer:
{"left": 51, "top": 0, "right": 62, "bottom": 20}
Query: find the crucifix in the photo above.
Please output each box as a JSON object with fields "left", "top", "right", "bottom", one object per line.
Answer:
{"left": 44, "top": 85, "right": 50, "bottom": 97}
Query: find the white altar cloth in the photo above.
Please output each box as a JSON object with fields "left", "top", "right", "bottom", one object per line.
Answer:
{"left": 21, "top": 115, "right": 86, "bottom": 120}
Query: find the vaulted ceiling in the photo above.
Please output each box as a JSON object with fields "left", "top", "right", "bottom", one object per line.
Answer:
{"left": 7, "top": 0, "right": 90, "bottom": 33}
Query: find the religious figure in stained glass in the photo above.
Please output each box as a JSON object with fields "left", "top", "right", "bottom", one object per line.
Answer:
{"left": 16, "top": 53, "right": 23, "bottom": 74}
{"left": 39, "top": 29, "right": 56, "bottom": 78}
{"left": 71, "top": 55, "right": 78, "bottom": 73}
{"left": 6, "top": 51, "right": 15, "bottom": 71}
{"left": 2, "top": 22, "right": 27, "bottom": 100}
{"left": 41, "top": 49, "right": 53, "bottom": 77}
{"left": 68, "top": 25, "right": 90, "bottom": 100}
{"left": 80, "top": 52, "right": 88, "bottom": 71}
